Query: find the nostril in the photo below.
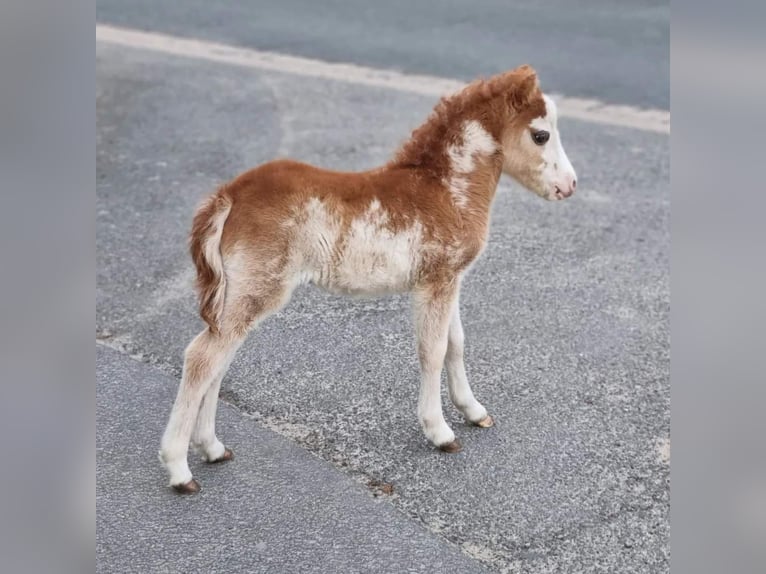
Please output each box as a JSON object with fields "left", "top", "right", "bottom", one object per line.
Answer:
{"left": 572, "top": 179, "right": 577, "bottom": 189}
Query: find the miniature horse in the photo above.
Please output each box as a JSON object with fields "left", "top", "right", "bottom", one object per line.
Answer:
{"left": 160, "top": 65, "right": 577, "bottom": 493}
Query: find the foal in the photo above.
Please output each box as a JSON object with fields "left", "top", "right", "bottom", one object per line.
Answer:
{"left": 160, "top": 65, "right": 577, "bottom": 493}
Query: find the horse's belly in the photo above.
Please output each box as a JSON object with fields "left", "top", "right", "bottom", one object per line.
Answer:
{"left": 338, "top": 248, "right": 416, "bottom": 295}
{"left": 308, "top": 243, "right": 418, "bottom": 296}
{"left": 296, "top": 197, "right": 424, "bottom": 296}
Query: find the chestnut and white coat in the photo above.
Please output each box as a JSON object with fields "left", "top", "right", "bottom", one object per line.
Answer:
{"left": 159, "top": 65, "right": 577, "bottom": 493}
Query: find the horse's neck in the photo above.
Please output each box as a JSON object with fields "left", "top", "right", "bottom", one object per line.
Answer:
{"left": 451, "top": 154, "right": 504, "bottom": 215}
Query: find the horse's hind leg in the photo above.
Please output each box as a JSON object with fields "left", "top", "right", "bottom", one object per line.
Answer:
{"left": 159, "top": 328, "right": 245, "bottom": 493}
{"left": 192, "top": 370, "right": 232, "bottom": 464}
{"left": 174, "top": 275, "right": 296, "bottom": 491}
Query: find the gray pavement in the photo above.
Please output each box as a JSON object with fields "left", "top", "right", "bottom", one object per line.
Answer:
{"left": 97, "top": 345, "right": 487, "bottom": 574}
{"left": 96, "top": 0, "right": 669, "bottom": 109}
{"left": 97, "top": 5, "right": 669, "bottom": 572}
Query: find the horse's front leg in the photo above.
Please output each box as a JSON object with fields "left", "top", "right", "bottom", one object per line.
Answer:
{"left": 446, "top": 295, "right": 493, "bottom": 428}
{"left": 412, "top": 281, "right": 462, "bottom": 452}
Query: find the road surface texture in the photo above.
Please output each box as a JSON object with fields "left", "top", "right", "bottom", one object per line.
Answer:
{"left": 97, "top": 0, "right": 669, "bottom": 109}
{"left": 97, "top": 2, "right": 669, "bottom": 573}
{"left": 97, "top": 345, "right": 487, "bottom": 573}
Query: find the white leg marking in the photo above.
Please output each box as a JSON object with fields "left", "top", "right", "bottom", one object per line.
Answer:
{"left": 446, "top": 295, "right": 488, "bottom": 423}
{"left": 191, "top": 372, "right": 227, "bottom": 461}
{"left": 413, "top": 285, "right": 459, "bottom": 447}
{"left": 159, "top": 330, "right": 242, "bottom": 486}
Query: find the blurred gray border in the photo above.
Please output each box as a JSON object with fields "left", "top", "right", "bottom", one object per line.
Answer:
{"left": 0, "top": 0, "right": 96, "bottom": 573}
{"left": 5, "top": 0, "right": 766, "bottom": 572}
{"left": 672, "top": 1, "right": 766, "bottom": 573}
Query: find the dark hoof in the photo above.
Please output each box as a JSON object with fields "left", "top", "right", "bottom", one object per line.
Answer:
{"left": 473, "top": 415, "right": 494, "bottom": 428}
{"left": 172, "top": 479, "right": 201, "bottom": 494}
{"left": 208, "top": 447, "right": 234, "bottom": 464}
{"left": 438, "top": 440, "right": 463, "bottom": 453}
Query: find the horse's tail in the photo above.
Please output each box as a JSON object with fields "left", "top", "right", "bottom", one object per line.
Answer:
{"left": 189, "top": 189, "right": 232, "bottom": 334}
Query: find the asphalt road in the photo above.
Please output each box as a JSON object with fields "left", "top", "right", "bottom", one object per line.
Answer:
{"left": 97, "top": 345, "right": 487, "bottom": 574}
{"left": 96, "top": 0, "right": 669, "bottom": 109}
{"left": 97, "top": 3, "right": 669, "bottom": 573}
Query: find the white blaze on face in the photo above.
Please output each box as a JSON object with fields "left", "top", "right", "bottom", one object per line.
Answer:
{"left": 529, "top": 95, "right": 577, "bottom": 200}
{"left": 446, "top": 120, "right": 497, "bottom": 207}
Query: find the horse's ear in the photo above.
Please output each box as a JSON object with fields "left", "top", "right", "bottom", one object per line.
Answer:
{"left": 509, "top": 65, "right": 539, "bottom": 111}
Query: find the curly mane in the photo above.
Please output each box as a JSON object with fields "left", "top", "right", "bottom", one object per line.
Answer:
{"left": 389, "top": 65, "right": 545, "bottom": 176}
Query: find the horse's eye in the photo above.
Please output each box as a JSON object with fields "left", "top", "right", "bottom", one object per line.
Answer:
{"left": 532, "top": 130, "right": 550, "bottom": 145}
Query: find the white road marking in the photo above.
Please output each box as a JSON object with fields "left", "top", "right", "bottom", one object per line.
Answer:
{"left": 96, "top": 24, "right": 670, "bottom": 134}
{"left": 657, "top": 437, "right": 671, "bottom": 464}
